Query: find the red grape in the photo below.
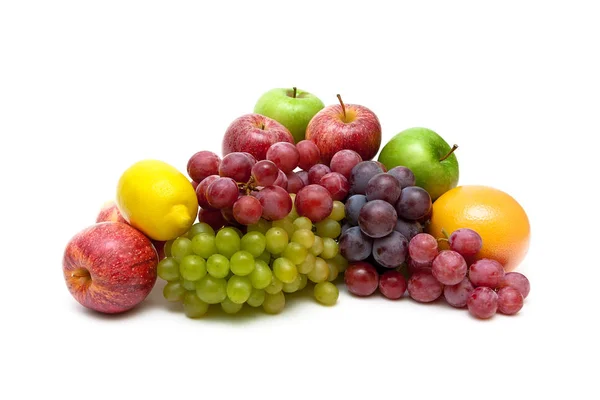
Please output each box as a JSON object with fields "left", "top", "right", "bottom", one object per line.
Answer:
{"left": 319, "top": 172, "right": 350, "bottom": 201}
{"left": 187, "top": 150, "right": 221, "bottom": 183}
{"left": 344, "top": 262, "right": 379, "bottom": 297}
{"left": 295, "top": 184, "right": 333, "bottom": 222}
{"left": 296, "top": 140, "right": 321, "bottom": 171}
{"left": 241, "top": 152, "right": 257, "bottom": 165}
{"left": 449, "top": 228, "right": 483, "bottom": 257}
{"left": 349, "top": 161, "right": 384, "bottom": 195}
{"left": 387, "top": 166, "right": 415, "bottom": 189}
{"left": 195, "top": 174, "right": 220, "bottom": 209}
{"left": 233, "top": 195, "right": 263, "bottom": 225}
{"left": 286, "top": 172, "right": 306, "bottom": 194}
{"left": 191, "top": 180, "right": 199, "bottom": 190}
{"left": 254, "top": 185, "right": 292, "bottom": 221}
{"left": 266, "top": 142, "right": 299, "bottom": 173}
{"left": 408, "top": 233, "right": 439, "bottom": 263}
{"left": 394, "top": 218, "right": 423, "bottom": 240}
{"left": 344, "top": 194, "right": 367, "bottom": 226}
{"left": 469, "top": 259, "right": 505, "bottom": 288}
{"left": 308, "top": 164, "right": 331, "bottom": 184}
{"left": 407, "top": 271, "right": 443, "bottom": 303}
{"left": 431, "top": 250, "right": 467, "bottom": 285}
{"left": 366, "top": 173, "right": 401, "bottom": 204}
{"left": 395, "top": 186, "right": 432, "bottom": 221}
{"left": 372, "top": 231, "right": 408, "bottom": 269}
{"left": 198, "top": 208, "right": 227, "bottom": 231}
{"left": 206, "top": 177, "right": 239, "bottom": 209}
{"left": 379, "top": 270, "right": 407, "bottom": 300}
{"left": 251, "top": 160, "right": 279, "bottom": 187}
{"left": 330, "top": 149, "right": 363, "bottom": 179}
{"left": 408, "top": 258, "right": 432, "bottom": 275}
{"left": 339, "top": 226, "right": 373, "bottom": 262}
{"left": 499, "top": 272, "right": 530, "bottom": 299}
{"left": 497, "top": 286, "right": 524, "bottom": 315}
{"left": 220, "top": 207, "right": 237, "bottom": 225}
{"left": 273, "top": 169, "right": 288, "bottom": 190}
{"left": 219, "top": 152, "right": 253, "bottom": 182}
{"left": 296, "top": 170, "right": 309, "bottom": 186}
{"left": 467, "top": 287, "right": 498, "bottom": 319}
{"left": 443, "top": 277, "right": 474, "bottom": 308}
{"left": 358, "top": 199, "right": 397, "bottom": 238}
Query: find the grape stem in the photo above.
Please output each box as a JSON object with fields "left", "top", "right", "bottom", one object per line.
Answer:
{"left": 293, "top": 87, "right": 297, "bottom": 98}
{"left": 439, "top": 145, "right": 458, "bottom": 162}
{"left": 441, "top": 228, "right": 450, "bottom": 239}
{"left": 337, "top": 94, "right": 346, "bottom": 120}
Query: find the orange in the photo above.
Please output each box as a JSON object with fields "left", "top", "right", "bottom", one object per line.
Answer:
{"left": 427, "top": 185, "right": 530, "bottom": 271}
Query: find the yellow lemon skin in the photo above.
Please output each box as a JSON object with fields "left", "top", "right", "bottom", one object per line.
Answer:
{"left": 116, "top": 160, "right": 198, "bottom": 241}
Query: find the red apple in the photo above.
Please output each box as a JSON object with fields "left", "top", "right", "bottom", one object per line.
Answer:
{"left": 96, "top": 200, "right": 128, "bottom": 224}
{"left": 63, "top": 222, "right": 158, "bottom": 314}
{"left": 222, "top": 113, "right": 294, "bottom": 161}
{"left": 306, "top": 95, "right": 382, "bottom": 165}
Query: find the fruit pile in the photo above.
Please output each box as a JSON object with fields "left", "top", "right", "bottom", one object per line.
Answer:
{"left": 62, "top": 86, "right": 531, "bottom": 321}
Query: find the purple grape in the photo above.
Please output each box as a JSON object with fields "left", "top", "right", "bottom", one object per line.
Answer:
{"left": 387, "top": 166, "right": 416, "bottom": 189}
{"left": 372, "top": 231, "right": 409, "bottom": 269}
{"left": 344, "top": 194, "right": 367, "bottom": 226}
{"left": 394, "top": 218, "right": 423, "bottom": 240}
{"left": 395, "top": 186, "right": 432, "bottom": 221}
{"left": 349, "top": 161, "right": 384, "bottom": 195}
{"left": 365, "top": 173, "right": 402, "bottom": 204}
{"left": 358, "top": 200, "right": 397, "bottom": 238}
{"left": 339, "top": 226, "right": 373, "bottom": 262}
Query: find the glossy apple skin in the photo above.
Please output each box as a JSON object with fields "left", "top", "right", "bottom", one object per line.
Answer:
{"left": 306, "top": 104, "right": 382, "bottom": 165}
{"left": 96, "top": 200, "right": 165, "bottom": 260}
{"left": 62, "top": 222, "right": 158, "bottom": 314}
{"left": 254, "top": 88, "right": 325, "bottom": 143}
{"left": 222, "top": 113, "right": 294, "bottom": 161}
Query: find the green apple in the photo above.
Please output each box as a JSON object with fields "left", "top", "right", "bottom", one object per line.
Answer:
{"left": 378, "top": 127, "right": 459, "bottom": 200}
{"left": 254, "top": 87, "right": 325, "bottom": 143}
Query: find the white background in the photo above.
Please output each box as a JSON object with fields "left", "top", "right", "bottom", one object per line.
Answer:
{"left": 1, "top": 1, "right": 598, "bottom": 399}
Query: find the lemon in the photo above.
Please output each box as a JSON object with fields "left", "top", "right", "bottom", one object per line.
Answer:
{"left": 116, "top": 160, "right": 198, "bottom": 241}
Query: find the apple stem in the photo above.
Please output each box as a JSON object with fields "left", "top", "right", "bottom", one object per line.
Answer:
{"left": 439, "top": 145, "right": 459, "bottom": 161}
{"left": 293, "top": 87, "right": 297, "bottom": 98}
{"left": 336, "top": 94, "right": 347, "bottom": 121}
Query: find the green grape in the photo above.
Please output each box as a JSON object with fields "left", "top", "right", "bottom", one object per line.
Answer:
{"left": 157, "top": 257, "right": 180, "bottom": 281}
{"left": 316, "top": 219, "right": 341, "bottom": 239}
{"left": 247, "top": 288, "right": 265, "bottom": 307}
{"left": 262, "top": 291, "right": 285, "bottom": 314}
{"left": 297, "top": 253, "right": 316, "bottom": 274}
{"left": 207, "top": 254, "right": 230, "bottom": 278}
{"left": 257, "top": 251, "right": 271, "bottom": 264}
{"left": 191, "top": 233, "right": 217, "bottom": 259}
{"left": 282, "top": 274, "right": 303, "bottom": 293}
{"left": 329, "top": 253, "right": 349, "bottom": 273}
{"left": 241, "top": 231, "right": 267, "bottom": 257}
{"left": 265, "top": 275, "right": 284, "bottom": 294}
{"left": 163, "top": 281, "right": 186, "bottom": 302}
{"left": 273, "top": 257, "right": 298, "bottom": 284}
{"left": 248, "top": 218, "right": 271, "bottom": 234}
{"left": 327, "top": 260, "right": 339, "bottom": 282}
{"left": 171, "top": 237, "right": 193, "bottom": 261}
{"left": 230, "top": 250, "right": 255, "bottom": 276}
{"left": 321, "top": 238, "right": 339, "bottom": 259}
{"left": 265, "top": 227, "right": 289, "bottom": 255}
{"left": 314, "top": 282, "right": 339, "bottom": 306}
{"left": 273, "top": 218, "right": 295, "bottom": 238}
{"left": 187, "top": 222, "right": 215, "bottom": 238}
{"left": 221, "top": 297, "right": 243, "bottom": 314}
{"left": 250, "top": 260, "right": 273, "bottom": 289}
{"left": 183, "top": 292, "right": 209, "bottom": 318}
{"left": 164, "top": 240, "right": 174, "bottom": 257}
{"left": 329, "top": 201, "right": 345, "bottom": 222}
{"left": 179, "top": 255, "right": 207, "bottom": 281}
{"left": 195, "top": 275, "right": 227, "bottom": 304}
{"left": 182, "top": 279, "right": 197, "bottom": 291}
{"left": 293, "top": 216, "right": 313, "bottom": 231}
{"left": 288, "top": 193, "right": 299, "bottom": 220}
{"left": 308, "top": 257, "right": 329, "bottom": 283}
{"left": 298, "top": 273, "right": 308, "bottom": 291}
{"left": 309, "top": 235, "right": 324, "bottom": 256}
{"left": 291, "top": 229, "right": 315, "bottom": 249}
{"left": 282, "top": 242, "right": 308, "bottom": 265}
{"left": 232, "top": 227, "right": 244, "bottom": 238}
{"left": 215, "top": 227, "right": 241, "bottom": 258}
{"left": 227, "top": 275, "right": 253, "bottom": 304}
